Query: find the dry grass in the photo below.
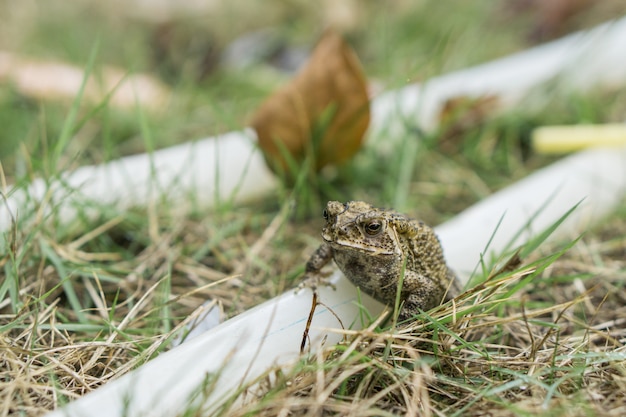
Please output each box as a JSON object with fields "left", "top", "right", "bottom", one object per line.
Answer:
{"left": 1, "top": 186, "right": 625, "bottom": 416}
{"left": 0, "top": 200, "right": 310, "bottom": 416}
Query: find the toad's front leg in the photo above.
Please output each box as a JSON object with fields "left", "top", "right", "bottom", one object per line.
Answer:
{"left": 298, "top": 242, "right": 335, "bottom": 291}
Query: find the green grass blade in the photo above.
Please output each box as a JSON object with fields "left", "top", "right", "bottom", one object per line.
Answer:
{"left": 53, "top": 38, "right": 101, "bottom": 167}
{"left": 39, "top": 239, "right": 88, "bottom": 323}
{"left": 518, "top": 200, "right": 582, "bottom": 259}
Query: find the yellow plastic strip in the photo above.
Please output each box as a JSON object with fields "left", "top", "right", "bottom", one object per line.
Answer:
{"left": 532, "top": 124, "right": 626, "bottom": 154}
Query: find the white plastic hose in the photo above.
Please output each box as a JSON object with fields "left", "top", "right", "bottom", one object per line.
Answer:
{"left": 0, "top": 130, "right": 276, "bottom": 233}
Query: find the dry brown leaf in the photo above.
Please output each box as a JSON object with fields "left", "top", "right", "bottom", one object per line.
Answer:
{"left": 251, "top": 30, "right": 370, "bottom": 175}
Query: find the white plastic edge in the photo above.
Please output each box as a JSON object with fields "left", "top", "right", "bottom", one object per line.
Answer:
{"left": 368, "top": 17, "right": 626, "bottom": 145}
{"left": 438, "top": 147, "right": 626, "bottom": 278}
{"left": 0, "top": 129, "right": 276, "bottom": 233}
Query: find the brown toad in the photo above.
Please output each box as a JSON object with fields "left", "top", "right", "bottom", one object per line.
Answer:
{"left": 303, "top": 201, "right": 461, "bottom": 320}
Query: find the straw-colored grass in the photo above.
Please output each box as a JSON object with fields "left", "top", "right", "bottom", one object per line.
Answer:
{"left": 3, "top": 196, "right": 623, "bottom": 416}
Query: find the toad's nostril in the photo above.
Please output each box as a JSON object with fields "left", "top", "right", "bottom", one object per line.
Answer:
{"left": 338, "top": 225, "right": 351, "bottom": 235}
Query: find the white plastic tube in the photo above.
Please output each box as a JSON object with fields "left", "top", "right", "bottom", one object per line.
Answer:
{"left": 0, "top": 130, "right": 276, "bottom": 233}
{"left": 437, "top": 147, "right": 626, "bottom": 278}
{"left": 369, "top": 17, "right": 626, "bottom": 145}
{"left": 45, "top": 273, "right": 383, "bottom": 417}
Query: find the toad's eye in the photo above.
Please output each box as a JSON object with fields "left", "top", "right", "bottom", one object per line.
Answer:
{"left": 322, "top": 209, "right": 328, "bottom": 220}
{"left": 364, "top": 220, "right": 383, "bottom": 236}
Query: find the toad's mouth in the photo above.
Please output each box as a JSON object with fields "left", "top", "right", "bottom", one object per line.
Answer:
{"left": 324, "top": 237, "right": 396, "bottom": 256}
